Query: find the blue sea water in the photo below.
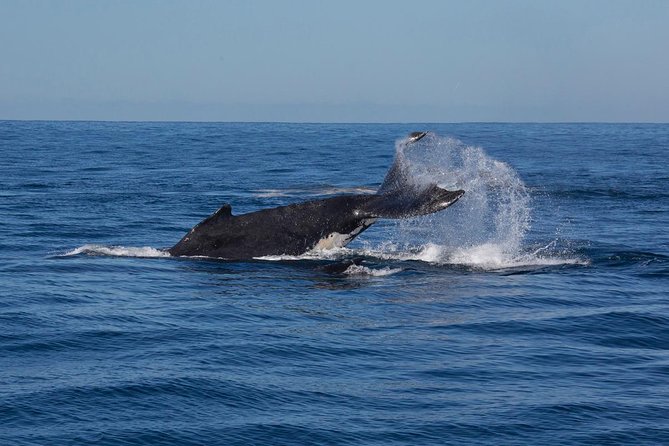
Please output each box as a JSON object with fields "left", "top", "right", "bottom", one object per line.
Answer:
{"left": 1, "top": 121, "right": 668, "bottom": 445}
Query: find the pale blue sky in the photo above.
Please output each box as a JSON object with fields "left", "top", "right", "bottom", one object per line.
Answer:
{"left": 1, "top": 0, "right": 667, "bottom": 122}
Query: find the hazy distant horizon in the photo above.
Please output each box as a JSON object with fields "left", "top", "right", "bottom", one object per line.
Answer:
{"left": 3, "top": 100, "right": 667, "bottom": 124}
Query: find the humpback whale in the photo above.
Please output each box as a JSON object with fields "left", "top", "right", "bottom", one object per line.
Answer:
{"left": 168, "top": 132, "right": 464, "bottom": 259}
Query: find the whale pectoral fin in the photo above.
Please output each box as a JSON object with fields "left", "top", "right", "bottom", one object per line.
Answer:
{"left": 363, "top": 186, "right": 464, "bottom": 219}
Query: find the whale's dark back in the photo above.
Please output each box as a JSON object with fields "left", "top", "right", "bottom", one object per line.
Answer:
{"left": 168, "top": 185, "right": 464, "bottom": 259}
{"left": 168, "top": 132, "right": 464, "bottom": 259}
{"left": 168, "top": 195, "right": 374, "bottom": 259}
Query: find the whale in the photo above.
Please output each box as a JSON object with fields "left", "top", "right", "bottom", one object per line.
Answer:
{"left": 168, "top": 132, "right": 464, "bottom": 259}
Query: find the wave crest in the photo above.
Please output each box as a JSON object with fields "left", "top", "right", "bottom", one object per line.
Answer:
{"left": 63, "top": 244, "right": 170, "bottom": 258}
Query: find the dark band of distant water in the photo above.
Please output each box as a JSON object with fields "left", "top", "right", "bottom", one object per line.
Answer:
{"left": 1, "top": 121, "right": 668, "bottom": 445}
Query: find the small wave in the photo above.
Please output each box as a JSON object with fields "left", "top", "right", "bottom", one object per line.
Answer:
{"left": 252, "top": 189, "right": 292, "bottom": 198}
{"left": 256, "top": 242, "right": 586, "bottom": 271}
{"left": 252, "top": 186, "right": 376, "bottom": 198}
{"left": 343, "top": 264, "right": 402, "bottom": 277}
{"left": 357, "top": 242, "right": 588, "bottom": 271}
{"left": 588, "top": 250, "right": 669, "bottom": 271}
{"left": 63, "top": 244, "right": 170, "bottom": 258}
{"left": 317, "top": 186, "right": 377, "bottom": 195}
{"left": 254, "top": 250, "right": 401, "bottom": 276}
{"left": 61, "top": 242, "right": 586, "bottom": 272}
{"left": 445, "top": 243, "right": 589, "bottom": 270}
{"left": 255, "top": 247, "right": 354, "bottom": 262}
{"left": 550, "top": 187, "right": 669, "bottom": 201}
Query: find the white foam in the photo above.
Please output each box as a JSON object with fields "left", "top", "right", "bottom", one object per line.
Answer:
{"left": 358, "top": 242, "right": 586, "bottom": 270}
{"left": 444, "top": 243, "right": 588, "bottom": 270}
{"left": 343, "top": 265, "right": 402, "bottom": 277}
{"left": 255, "top": 247, "right": 354, "bottom": 261}
{"left": 256, "top": 241, "right": 585, "bottom": 271}
{"left": 350, "top": 242, "right": 442, "bottom": 263}
{"left": 252, "top": 189, "right": 291, "bottom": 198}
{"left": 410, "top": 243, "right": 445, "bottom": 263}
{"left": 63, "top": 244, "right": 171, "bottom": 258}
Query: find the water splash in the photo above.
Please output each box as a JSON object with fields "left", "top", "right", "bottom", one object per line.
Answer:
{"left": 371, "top": 133, "right": 583, "bottom": 269}
{"left": 235, "top": 133, "right": 585, "bottom": 270}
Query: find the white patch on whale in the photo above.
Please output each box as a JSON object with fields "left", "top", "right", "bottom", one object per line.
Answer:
{"left": 314, "top": 218, "right": 377, "bottom": 250}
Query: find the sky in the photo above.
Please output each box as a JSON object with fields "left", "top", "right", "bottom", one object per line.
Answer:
{"left": 1, "top": 0, "right": 668, "bottom": 122}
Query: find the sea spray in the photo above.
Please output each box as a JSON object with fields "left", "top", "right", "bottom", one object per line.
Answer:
{"left": 383, "top": 133, "right": 533, "bottom": 267}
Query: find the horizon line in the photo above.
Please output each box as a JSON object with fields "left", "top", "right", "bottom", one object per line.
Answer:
{"left": 2, "top": 118, "right": 668, "bottom": 125}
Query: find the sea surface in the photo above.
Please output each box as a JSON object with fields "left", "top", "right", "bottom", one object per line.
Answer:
{"left": 1, "top": 121, "right": 668, "bottom": 445}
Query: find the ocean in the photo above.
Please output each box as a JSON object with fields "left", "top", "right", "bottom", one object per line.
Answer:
{"left": 1, "top": 121, "right": 668, "bottom": 445}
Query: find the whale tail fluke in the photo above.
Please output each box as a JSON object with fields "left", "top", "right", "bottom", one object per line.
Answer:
{"left": 363, "top": 185, "right": 464, "bottom": 219}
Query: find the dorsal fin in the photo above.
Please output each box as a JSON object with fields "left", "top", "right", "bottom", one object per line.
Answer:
{"left": 201, "top": 203, "right": 233, "bottom": 226}
{"left": 214, "top": 203, "right": 232, "bottom": 218}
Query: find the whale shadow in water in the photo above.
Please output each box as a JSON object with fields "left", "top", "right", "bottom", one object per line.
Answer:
{"left": 168, "top": 132, "right": 464, "bottom": 260}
